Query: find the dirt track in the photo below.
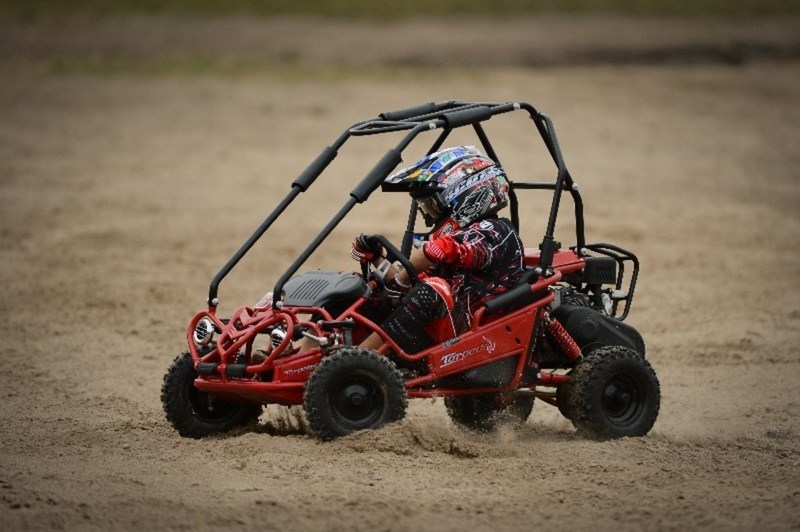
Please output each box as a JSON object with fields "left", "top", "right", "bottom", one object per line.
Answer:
{"left": 1, "top": 16, "right": 799, "bottom": 531}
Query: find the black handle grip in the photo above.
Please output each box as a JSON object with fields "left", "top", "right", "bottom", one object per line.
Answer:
{"left": 379, "top": 102, "right": 438, "bottom": 121}
{"left": 441, "top": 106, "right": 493, "bottom": 128}
{"left": 483, "top": 283, "right": 534, "bottom": 314}
{"left": 293, "top": 146, "right": 337, "bottom": 191}
{"left": 351, "top": 149, "right": 402, "bottom": 203}
{"left": 319, "top": 320, "right": 355, "bottom": 331}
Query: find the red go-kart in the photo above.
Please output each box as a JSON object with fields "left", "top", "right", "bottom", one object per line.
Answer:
{"left": 162, "top": 101, "right": 659, "bottom": 440}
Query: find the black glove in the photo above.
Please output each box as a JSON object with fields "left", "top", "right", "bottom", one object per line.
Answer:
{"left": 351, "top": 234, "right": 383, "bottom": 263}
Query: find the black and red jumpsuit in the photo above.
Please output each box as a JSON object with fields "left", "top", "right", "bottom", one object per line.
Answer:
{"left": 381, "top": 217, "right": 524, "bottom": 354}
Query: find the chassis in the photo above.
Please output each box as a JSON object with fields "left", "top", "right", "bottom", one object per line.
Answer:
{"left": 162, "top": 100, "right": 660, "bottom": 440}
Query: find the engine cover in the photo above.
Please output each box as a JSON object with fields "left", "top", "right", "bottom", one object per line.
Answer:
{"left": 552, "top": 304, "right": 646, "bottom": 356}
{"left": 282, "top": 270, "right": 368, "bottom": 309}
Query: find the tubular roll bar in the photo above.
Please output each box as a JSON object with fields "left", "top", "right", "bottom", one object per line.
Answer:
{"left": 206, "top": 100, "right": 585, "bottom": 309}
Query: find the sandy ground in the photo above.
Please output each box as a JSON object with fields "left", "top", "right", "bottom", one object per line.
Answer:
{"left": 1, "top": 16, "right": 799, "bottom": 531}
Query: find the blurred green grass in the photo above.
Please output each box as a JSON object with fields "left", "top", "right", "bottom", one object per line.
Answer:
{"left": 4, "top": 0, "right": 800, "bottom": 19}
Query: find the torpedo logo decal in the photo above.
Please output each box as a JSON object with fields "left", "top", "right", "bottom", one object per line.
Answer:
{"left": 284, "top": 363, "right": 317, "bottom": 376}
{"left": 440, "top": 336, "right": 497, "bottom": 367}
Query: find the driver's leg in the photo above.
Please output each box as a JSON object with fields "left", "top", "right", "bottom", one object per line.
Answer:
{"left": 361, "top": 282, "right": 443, "bottom": 354}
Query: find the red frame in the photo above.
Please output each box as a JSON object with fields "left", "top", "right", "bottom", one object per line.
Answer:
{"left": 189, "top": 249, "right": 585, "bottom": 405}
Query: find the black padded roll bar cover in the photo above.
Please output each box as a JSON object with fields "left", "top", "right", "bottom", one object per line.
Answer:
{"left": 351, "top": 149, "right": 402, "bottom": 203}
{"left": 483, "top": 283, "right": 534, "bottom": 314}
{"left": 442, "top": 106, "right": 493, "bottom": 129}
{"left": 293, "top": 146, "right": 337, "bottom": 191}
{"left": 379, "top": 102, "right": 438, "bottom": 121}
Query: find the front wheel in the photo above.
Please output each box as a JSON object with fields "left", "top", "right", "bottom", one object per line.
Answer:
{"left": 161, "top": 352, "right": 262, "bottom": 438}
{"left": 445, "top": 393, "right": 534, "bottom": 432}
{"left": 304, "top": 348, "right": 407, "bottom": 440}
{"left": 567, "top": 346, "right": 660, "bottom": 439}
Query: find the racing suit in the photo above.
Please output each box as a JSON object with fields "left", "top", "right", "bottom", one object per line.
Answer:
{"left": 381, "top": 216, "right": 524, "bottom": 354}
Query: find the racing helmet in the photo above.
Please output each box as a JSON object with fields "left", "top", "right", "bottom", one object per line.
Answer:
{"left": 384, "top": 146, "right": 510, "bottom": 227}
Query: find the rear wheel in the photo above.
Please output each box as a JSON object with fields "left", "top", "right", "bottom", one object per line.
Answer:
{"left": 556, "top": 382, "right": 574, "bottom": 420}
{"left": 568, "top": 346, "right": 659, "bottom": 439}
{"left": 161, "top": 352, "right": 262, "bottom": 438}
{"left": 304, "top": 348, "right": 407, "bottom": 440}
{"left": 445, "top": 393, "right": 534, "bottom": 432}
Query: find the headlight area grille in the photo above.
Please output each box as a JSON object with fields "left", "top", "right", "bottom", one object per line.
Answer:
{"left": 193, "top": 318, "right": 215, "bottom": 347}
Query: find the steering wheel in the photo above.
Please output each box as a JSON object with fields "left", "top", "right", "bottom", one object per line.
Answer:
{"left": 359, "top": 234, "right": 418, "bottom": 286}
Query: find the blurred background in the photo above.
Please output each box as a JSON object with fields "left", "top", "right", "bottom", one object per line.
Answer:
{"left": 3, "top": 0, "right": 797, "bottom": 315}
{"left": 3, "top": 0, "right": 800, "bottom": 72}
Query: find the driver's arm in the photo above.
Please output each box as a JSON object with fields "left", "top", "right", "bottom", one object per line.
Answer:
{"left": 399, "top": 246, "right": 434, "bottom": 285}
{"left": 371, "top": 246, "right": 433, "bottom": 287}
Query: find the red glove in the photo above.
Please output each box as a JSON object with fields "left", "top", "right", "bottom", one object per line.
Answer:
{"left": 351, "top": 234, "right": 383, "bottom": 263}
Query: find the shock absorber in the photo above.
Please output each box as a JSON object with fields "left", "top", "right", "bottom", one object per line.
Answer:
{"left": 544, "top": 312, "right": 582, "bottom": 360}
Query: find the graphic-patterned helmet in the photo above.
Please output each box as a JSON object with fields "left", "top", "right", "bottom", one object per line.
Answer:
{"left": 384, "top": 146, "right": 510, "bottom": 227}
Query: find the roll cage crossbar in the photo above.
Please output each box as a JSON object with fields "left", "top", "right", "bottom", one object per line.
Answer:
{"left": 206, "top": 100, "right": 586, "bottom": 309}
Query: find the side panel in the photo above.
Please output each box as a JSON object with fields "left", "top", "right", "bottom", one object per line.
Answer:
{"left": 273, "top": 352, "right": 324, "bottom": 383}
{"left": 428, "top": 311, "right": 537, "bottom": 377}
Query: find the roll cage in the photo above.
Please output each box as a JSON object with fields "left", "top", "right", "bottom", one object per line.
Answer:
{"left": 206, "top": 100, "right": 635, "bottom": 318}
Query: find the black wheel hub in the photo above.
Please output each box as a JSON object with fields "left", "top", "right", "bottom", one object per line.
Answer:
{"left": 601, "top": 374, "right": 642, "bottom": 426}
{"left": 330, "top": 374, "right": 384, "bottom": 429}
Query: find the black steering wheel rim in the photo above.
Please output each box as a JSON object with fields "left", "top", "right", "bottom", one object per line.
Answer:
{"left": 361, "top": 234, "right": 418, "bottom": 284}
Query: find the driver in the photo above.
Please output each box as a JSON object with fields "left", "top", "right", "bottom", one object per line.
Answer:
{"left": 352, "top": 146, "right": 525, "bottom": 354}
